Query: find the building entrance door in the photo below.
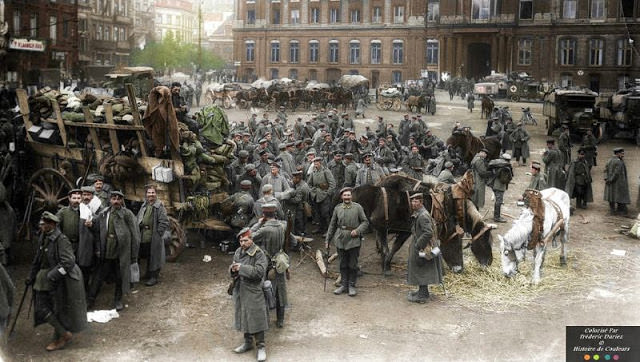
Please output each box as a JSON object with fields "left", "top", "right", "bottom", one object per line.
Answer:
{"left": 326, "top": 68, "right": 341, "bottom": 83}
{"left": 371, "top": 70, "right": 380, "bottom": 89}
{"left": 467, "top": 43, "right": 491, "bottom": 79}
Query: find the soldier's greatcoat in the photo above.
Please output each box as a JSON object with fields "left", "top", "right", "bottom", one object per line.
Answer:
{"left": 407, "top": 206, "right": 443, "bottom": 286}
{"left": 543, "top": 148, "right": 566, "bottom": 189}
{"left": 251, "top": 219, "right": 288, "bottom": 307}
{"left": 565, "top": 158, "right": 594, "bottom": 203}
{"left": 604, "top": 156, "right": 630, "bottom": 204}
{"left": 231, "top": 244, "right": 269, "bottom": 334}
{"left": 136, "top": 199, "right": 169, "bottom": 272}
{"left": 470, "top": 154, "right": 490, "bottom": 209}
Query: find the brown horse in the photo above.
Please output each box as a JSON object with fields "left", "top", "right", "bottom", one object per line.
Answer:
{"left": 352, "top": 174, "right": 493, "bottom": 275}
{"left": 446, "top": 132, "right": 501, "bottom": 164}
{"left": 406, "top": 95, "right": 427, "bottom": 113}
{"left": 481, "top": 96, "right": 494, "bottom": 119}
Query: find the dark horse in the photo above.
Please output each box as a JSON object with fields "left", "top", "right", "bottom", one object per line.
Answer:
{"left": 352, "top": 174, "right": 493, "bottom": 276}
{"left": 446, "top": 131, "right": 501, "bottom": 164}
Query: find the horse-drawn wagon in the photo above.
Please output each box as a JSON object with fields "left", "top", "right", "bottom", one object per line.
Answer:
{"left": 376, "top": 85, "right": 403, "bottom": 111}
{"left": 15, "top": 84, "right": 231, "bottom": 261}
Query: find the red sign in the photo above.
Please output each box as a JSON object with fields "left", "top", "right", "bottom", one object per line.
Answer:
{"left": 9, "top": 38, "right": 46, "bottom": 52}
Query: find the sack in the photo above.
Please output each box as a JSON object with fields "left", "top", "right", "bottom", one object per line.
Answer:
{"left": 262, "top": 280, "right": 276, "bottom": 310}
{"left": 230, "top": 212, "right": 248, "bottom": 228}
{"left": 130, "top": 262, "right": 140, "bottom": 283}
{"left": 498, "top": 167, "right": 513, "bottom": 184}
{"left": 273, "top": 251, "right": 290, "bottom": 274}
{"left": 303, "top": 202, "right": 313, "bottom": 217}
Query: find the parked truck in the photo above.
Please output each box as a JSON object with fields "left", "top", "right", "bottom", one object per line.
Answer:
{"left": 543, "top": 88, "right": 599, "bottom": 138}
{"left": 596, "top": 80, "right": 640, "bottom": 145}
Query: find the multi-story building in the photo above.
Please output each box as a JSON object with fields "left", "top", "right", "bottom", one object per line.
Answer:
{"left": 428, "top": 0, "right": 640, "bottom": 92}
{"left": 2, "top": 0, "right": 79, "bottom": 87}
{"left": 154, "top": 0, "right": 197, "bottom": 44}
{"left": 132, "top": 0, "right": 156, "bottom": 50}
{"left": 232, "top": 0, "right": 426, "bottom": 87}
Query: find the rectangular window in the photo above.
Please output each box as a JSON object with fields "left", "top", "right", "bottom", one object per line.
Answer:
{"left": 589, "top": 39, "right": 604, "bottom": 66}
{"left": 518, "top": 39, "right": 533, "bottom": 65}
{"left": 392, "top": 71, "right": 402, "bottom": 84}
{"left": 426, "top": 40, "right": 439, "bottom": 65}
{"left": 273, "top": 9, "right": 281, "bottom": 24}
{"left": 519, "top": 0, "right": 533, "bottom": 20}
{"left": 291, "top": 10, "right": 300, "bottom": 24}
{"left": 246, "top": 42, "right": 255, "bottom": 62}
{"left": 350, "top": 9, "right": 360, "bottom": 23}
{"left": 50, "top": 16, "right": 57, "bottom": 44}
{"left": 591, "top": 0, "right": 605, "bottom": 19}
{"left": 427, "top": 1, "right": 440, "bottom": 22}
{"left": 330, "top": 8, "right": 340, "bottom": 23}
{"left": 560, "top": 74, "right": 573, "bottom": 87}
{"left": 13, "top": 10, "right": 20, "bottom": 35}
{"left": 617, "top": 39, "right": 632, "bottom": 66}
{"left": 30, "top": 14, "right": 38, "bottom": 37}
{"left": 310, "top": 8, "right": 320, "bottom": 23}
{"left": 329, "top": 42, "right": 339, "bottom": 63}
{"left": 290, "top": 42, "right": 300, "bottom": 63}
{"left": 371, "top": 42, "right": 381, "bottom": 64}
{"left": 247, "top": 10, "right": 256, "bottom": 24}
{"left": 472, "top": 0, "right": 494, "bottom": 20}
{"left": 563, "top": 0, "right": 576, "bottom": 18}
{"left": 271, "top": 42, "right": 280, "bottom": 62}
{"left": 349, "top": 42, "right": 360, "bottom": 64}
{"left": 559, "top": 38, "right": 576, "bottom": 65}
{"left": 271, "top": 69, "right": 279, "bottom": 80}
{"left": 392, "top": 41, "right": 404, "bottom": 64}
{"left": 618, "top": 75, "right": 630, "bottom": 90}
{"left": 289, "top": 69, "right": 298, "bottom": 80}
{"left": 120, "top": 28, "right": 126, "bottom": 42}
{"left": 309, "top": 42, "right": 319, "bottom": 63}
{"left": 621, "top": 0, "right": 634, "bottom": 18}
{"left": 394, "top": 6, "right": 404, "bottom": 23}
{"left": 372, "top": 7, "right": 382, "bottom": 23}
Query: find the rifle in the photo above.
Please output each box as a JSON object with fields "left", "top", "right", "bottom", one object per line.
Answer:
{"left": 284, "top": 210, "right": 293, "bottom": 253}
{"left": 9, "top": 284, "right": 31, "bottom": 336}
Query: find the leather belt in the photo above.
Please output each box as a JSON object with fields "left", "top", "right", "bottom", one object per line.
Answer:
{"left": 143, "top": 226, "right": 151, "bottom": 230}
{"left": 340, "top": 226, "right": 356, "bottom": 230}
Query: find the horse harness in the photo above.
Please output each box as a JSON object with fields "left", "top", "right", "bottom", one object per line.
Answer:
{"left": 523, "top": 189, "right": 565, "bottom": 250}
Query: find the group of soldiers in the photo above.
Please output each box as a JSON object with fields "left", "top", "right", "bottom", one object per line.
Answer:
{"left": 471, "top": 118, "right": 632, "bottom": 221}
{"left": 16, "top": 176, "right": 169, "bottom": 351}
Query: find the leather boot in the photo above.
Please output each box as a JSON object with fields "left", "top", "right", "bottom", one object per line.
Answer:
{"left": 234, "top": 334, "right": 254, "bottom": 353}
{"left": 46, "top": 331, "right": 72, "bottom": 351}
{"left": 276, "top": 306, "right": 285, "bottom": 328}
{"left": 333, "top": 271, "right": 348, "bottom": 295}
{"left": 408, "top": 285, "right": 429, "bottom": 303}
{"left": 145, "top": 270, "right": 158, "bottom": 287}
{"left": 257, "top": 346, "right": 267, "bottom": 362}
{"left": 348, "top": 272, "right": 358, "bottom": 297}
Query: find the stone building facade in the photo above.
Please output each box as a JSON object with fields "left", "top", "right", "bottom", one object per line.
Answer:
{"left": 154, "top": 0, "right": 197, "bottom": 44}
{"left": 232, "top": 0, "right": 426, "bottom": 87}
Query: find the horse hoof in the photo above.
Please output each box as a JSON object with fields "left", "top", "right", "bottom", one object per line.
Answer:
{"left": 559, "top": 257, "right": 567, "bottom": 266}
{"left": 383, "top": 270, "right": 393, "bottom": 277}
{"left": 451, "top": 266, "right": 463, "bottom": 273}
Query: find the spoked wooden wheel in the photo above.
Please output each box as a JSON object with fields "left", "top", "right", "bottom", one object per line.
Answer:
{"left": 166, "top": 216, "right": 186, "bottom": 262}
{"left": 29, "top": 168, "right": 74, "bottom": 217}
{"left": 392, "top": 98, "right": 402, "bottom": 111}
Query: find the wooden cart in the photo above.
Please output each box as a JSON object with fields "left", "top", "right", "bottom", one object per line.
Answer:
{"left": 16, "top": 84, "right": 231, "bottom": 261}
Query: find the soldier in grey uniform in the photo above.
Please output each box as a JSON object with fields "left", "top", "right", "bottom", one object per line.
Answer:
{"left": 355, "top": 153, "right": 385, "bottom": 187}
{"left": 604, "top": 147, "right": 630, "bottom": 216}
{"left": 282, "top": 171, "right": 311, "bottom": 238}
{"left": 527, "top": 161, "right": 548, "bottom": 191}
{"left": 543, "top": 139, "right": 566, "bottom": 189}
{"left": 403, "top": 144, "right": 425, "bottom": 180}
{"left": 407, "top": 193, "right": 442, "bottom": 303}
{"left": 252, "top": 184, "right": 285, "bottom": 224}
{"left": 566, "top": 148, "right": 593, "bottom": 209}
{"left": 307, "top": 158, "right": 336, "bottom": 234}
{"left": 230, "top": 150, "right": 251, "bottom": 189}
{"left": 343, "top": 153, "right": 359, "bottom": 188}
{"left": 470, "top": 149, "right": 490, "bottom": 209}
{"left": 250, "top": 203, "right": 288, "bottom": 328}
{"left": 509, "top": 122, "right": 531, "bottom": 166}
{"left": 228, "top": 181, "right": 255, "bottom": 230}
{"left": 328, "top": 152, "right": 346, "bottom": 191}
{"left": 260, "top": 162, "right": 291, "bottom": 195}
{"left": 558, "top": 124, "right": 572, "bottom": 168}
{"left": 136, "top": 184, "right": 169, "bottom": 287}
{"left": 325, "top": 188, "right": 369, "bottom": 297}
{"left": 488, "top": 154, "right": 513, "bottom": 223}
{"left": 437, "top": 161, "right": 456, "bottom": 184}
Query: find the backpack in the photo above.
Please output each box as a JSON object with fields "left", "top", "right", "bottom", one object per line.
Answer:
{"left": 498, "top": 166, "right": 513, "bottom": 185}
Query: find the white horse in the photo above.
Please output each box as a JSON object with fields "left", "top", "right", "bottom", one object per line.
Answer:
{"left": 498, "top": 188, "right": 570, "bottom": 285}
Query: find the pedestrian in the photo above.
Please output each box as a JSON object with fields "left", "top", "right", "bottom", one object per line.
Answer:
{"left": 527, "top": 161, "right": 548, "bottom": 191}
{"left": 250, "top": 204, "right": 288, "bottom": 328}
{"left": 136, "top": 184, "right": 169, "bottom": 287}
{"left": 604, "top": 148, "right": 630, "bottom": 216}
{"left": 437, "top": 161, "right": 456, "bottom": 184}
{"left": 407, "top": 193, "right": 443, "bottom": 303}
{"left": 581, "top": 128, "right": 598, "bottom": 168}
{"left": 488, "top": 154, "right": 513, "bottom": 223}
{"left": 355, "top": 153, "right": 385, "bottom": 187}
{"left": 26, "top": 211, "right": 88, "bottom": 351}
{"left": 470, "top": 149, "right": 490, "bottom": 209}
{"left": 307, "top": 157, "right": 336, "bottom": 235}
{"left": 467, "top": 93, "right": 475, "bottom": 113}
{"left": 230, "top": 228, "right": 269, "bottom": 362}
{"left": 355, "top": 97, "right": 366, "bottom": 118}
{"left": 88, "top": 190, "right": 140, "bottom": 311}
{"left": 325, "top": 187, "right": 369, "bottom": 297}
{"left": 543, "top": 139, "right": 566, "bottom": 189}
{"left": 565, "top": 149, "right": 593, "bottom": 209}
{"left": 558, "top": 125, "right": 572, "bottom": 168}
{"left": 509, "top": 122, "right": 531, "bottom": 166}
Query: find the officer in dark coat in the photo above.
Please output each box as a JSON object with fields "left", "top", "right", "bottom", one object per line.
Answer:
{"left": 26, "top": 212, "right": 88, "bottom": 351}
{"left": 56, "top": 189, "right": 83, "bottom": 256}
{"left": 543, "top": 139, "right": 565, "bottom": 189}
{"left": 565, "top": 149, "right": 593, "bottom": 209}
{"left": 136, "top": 185, "right": 169, "bottom": 287}
{"left": 325, "top": 188, "right": 369, "bottom": 297}
{"left": 230, "top": 228, "right": 269, "bottom": 362}
{"left": 604, "top": 148, "right": 630, "bottom": 215}
{"left": 407, "top": 193, "right": 443, "bottom": 303}
{"left": 250, "top": 204, "right": 288, "bottom": 328}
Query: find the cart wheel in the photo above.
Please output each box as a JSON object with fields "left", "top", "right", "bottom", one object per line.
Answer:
{"left": 383, "top": 100, "right": 393, "bottom": 111}
{"left": 392, "top": 99, "right": 402, "bottom": 112}
{"left": 166, "top": 216, "right": 186, "bottom": 262}
{"left": 510, "top": 95, "right": 520, "bottom": 102}
{"left": 28, "top": 168, "right": 74, "bottom": 218}
{"left": 224, "top": 96, "right": 232, "bottom": 109}
{"left": 239, "top": 100, "right": 248, "bottom": 109}
{"left": 376, "top": 102, "right": 384, "bottom": 111}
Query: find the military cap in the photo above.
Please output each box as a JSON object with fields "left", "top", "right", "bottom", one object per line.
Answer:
{"left": 294, "top": 140, "right": 303, "bottom": 147}
{"left": 297, "top": 116, "right": 302, "bottom": 120}
{"left": 264, "top": 131, "right": 272, "bottom": 136}
{"left": 80, "top": 186, "right": 95, "bottom": 194}
{"left": 270, "top": 161, "right": 281, "bottom": 168}
{"left": 242, "top": 132, "right": 251, "bottom": 137}
{"left": 240, "top": 180, "right": 252, "bottom": 188}
{"left": 304, "top": 138, "right": 313, "bottom": 144}
{"left": 312, "top": 157, "right": 323, "bottom": 162}
{"left": 319, "top": 123, "right": 326, "bottom": 128}
{"left": 40, "top": 211, "right": 60, "bottom": 223}
{"left": 561, "top": 124, "right": 569, "bottom": 129}
{"left": 362, "top": 152, "right": 373, "bottom": 158}
{"left": 238, "top": 150, "right": 250, "bottom": 158}
{"left": 110, "top": 190, "right": 125, "bottom": 198}
{"left": 279, "top": 105, "right": 285, "bottom": 109}
{"left": 278, "top": 143, "right": 286, "bottom": 149}
{"left": 444, "top": 161, "right": 454, "bottom": 168}
{"left": 409, "top": 193, "right": 423, "bottom": 200}
{"left": 416, "top": 114, "right": 422, "bottom": 118}
{"left": 92, "top": 174, "right": 105, "bottom": 182}
{"left": 285, "top": 142, "right": 295, "bottom": 148}
{"left": 546, "top": 139, "right": 555, "bottom": 144}
{"left": 306, "top": 150, "right": 316, "bottom": 157}
{"left": 480, "top": 148, "right": 489, "bottom": 154}
{"left": 327, "top": 113, "right": 334, "bottom": 118}
{"left": 291, "top": 170, "right": 303, "bottom": 177}
{"left": 258, "top": 149, "right": 268, "bottom": 156}
{"left": 531, "top": 161, "right": 541, "bottom": 170}
{"left": 389, "top": 168, "right": 399, "bottom": 173}
{"left": 613, "top": 147, "right": 624, "bottom": 154}
{"left": 333, "top": 152, "right": 343, "bottom": 157}
{"left": 360, "top": 135, "right": 369, "bottom": 140}
{"left": 341, "top": 112, "right": 348, "bottom": 117}
{"left": 258, "top": 138, "right": 267, "bottom": 144}
{"left": 261, "top": 184, "right": 273, "bottom": 193}
{"left": 339, "top": 187, "right": 353, "bottom": 195}
{"left": 344, "top": 153, "right": 354, "bottom": 159}
{"left": 261, "top": 203, "right": 277, "bottom": 210}
{"left": 577, "top": 148, "right": 586, "bottom": 155}
{"left": 68, "top": 188, "right": 82, "bottom": 195}
{"left": 244, "top": 163, "right": 256, "bottom": 171}
{"left": 501, "top": 153, "right": 512, "bottom": 160}
{"left": 237, "top": 227, "right": 252, "bottom": 240}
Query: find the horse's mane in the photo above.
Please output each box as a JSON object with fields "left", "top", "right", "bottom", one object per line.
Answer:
{"left": 376, "top": 174, "right": 437, "bottom": 192}
{"left": 502, "top": 208, "right": 534, "bottom": 247}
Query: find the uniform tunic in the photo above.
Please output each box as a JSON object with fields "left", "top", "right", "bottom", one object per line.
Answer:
{"left": 470, "top": 154, "right": 490, "bottom": 209}
{"left": 543, "top": 148, "right": 566, "bottom": 189}
{"left": 604, "top": 156, "right": 630, "bottom": 204}
{"left": 232, "top": 244, "right": 269, "bottom": 334}
{"left": 325, "top": 202, "right": 369, "bottom": 251}
{"left": 565, "top": 158, "right": 594, "bottom": 202}
{"left": 407, "top": 207, "right": 443, "bottom": 286}
{"left": 251, "top": 219, "right": 288, "bottom": 307}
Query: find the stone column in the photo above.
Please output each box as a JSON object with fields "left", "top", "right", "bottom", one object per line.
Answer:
{"left": 301, "top": 0, "right": 308, "bottom": 24}
{"left": 384, "top": 0, "right": 391, "bottom": 25}
{"left": 283, "top": 0, "right": 289, "bottom": 25}
{"left": 363, "top": 0, "right": 370, "bottom": 24}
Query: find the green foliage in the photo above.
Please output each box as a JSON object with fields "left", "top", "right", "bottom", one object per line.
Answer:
{"left": 131, "top": 31, "right": 226, "bottom": 71}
